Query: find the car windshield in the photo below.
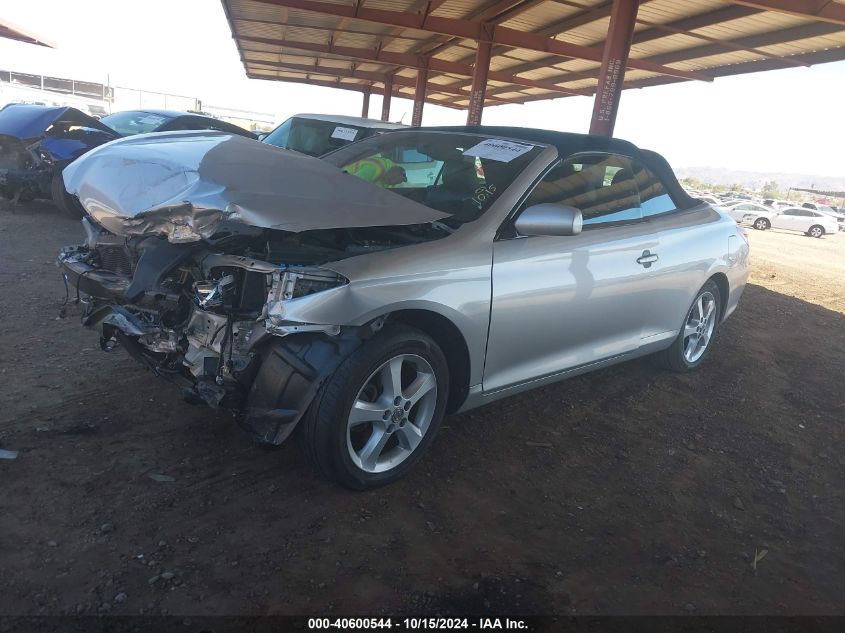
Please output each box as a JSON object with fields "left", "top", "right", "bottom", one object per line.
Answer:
{"left": 322, "top": 130, "right": 547, "bottom": 224}
{"left": 100, "top": 111, "right": 173, "bottom": 136}
{"left": 263, "top": 116, "right": 374, "bottom": 157}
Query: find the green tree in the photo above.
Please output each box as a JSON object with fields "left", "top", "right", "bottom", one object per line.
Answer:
{"left": 761, "top": 180, "right": 782, "bottom": 198}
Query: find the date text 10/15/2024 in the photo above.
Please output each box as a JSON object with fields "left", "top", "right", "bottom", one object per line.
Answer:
{"left": 308, "top": 618, "right": 530, "bottom": 630}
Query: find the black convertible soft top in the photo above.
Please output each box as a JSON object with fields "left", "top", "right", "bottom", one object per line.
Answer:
{"left": 421, "top": 125, "right": 698, "bottom": 210}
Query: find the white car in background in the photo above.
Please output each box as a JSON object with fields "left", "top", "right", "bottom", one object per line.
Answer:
{"left": 262, "top": 113, "right": 405, "bottom": 157}
{"left": 741, "top": 207, "right": 839, "bottom": 237}
{"left": 816, "top": 207, "right": 845, "bottom": 231}
{"left": 720, "top": 201, "right": 772, "bottom": 223}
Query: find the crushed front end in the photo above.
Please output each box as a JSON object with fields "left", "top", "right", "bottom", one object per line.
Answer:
{"left": 58, "top": 219, "right": 367, "bottom": 445}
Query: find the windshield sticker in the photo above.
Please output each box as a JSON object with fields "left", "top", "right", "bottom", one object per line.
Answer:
{"left": 463, "top": 139, "right": 535, "bottom": 162}
{"left": 331, "top": 126, "right": 359, "bottom": 142}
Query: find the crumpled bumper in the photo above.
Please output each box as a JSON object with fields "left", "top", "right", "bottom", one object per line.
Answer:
{"left": 60, "top": 254, "right": 130, "bottom": 299}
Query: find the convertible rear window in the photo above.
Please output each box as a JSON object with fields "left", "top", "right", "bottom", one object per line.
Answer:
{"left": 322, "top": 131, "right": 546, "bottom": 224}
{"left": 521, "top": 152, "right": 677, "bottom": 225}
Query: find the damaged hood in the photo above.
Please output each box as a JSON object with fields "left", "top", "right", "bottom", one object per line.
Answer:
{"left": 0, "top": 103, "right": 116, "bottom": 140}
{"left": 62, "top": 130, "right": 449, "bottom": 241}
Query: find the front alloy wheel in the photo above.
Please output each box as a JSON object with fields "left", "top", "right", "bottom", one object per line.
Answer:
{"left": 808, "top": 225, "right": 824, "bottom": 238}
{"left": 347, "top": 354, "right": 437, "bottom": 473}
{"left": 298, "top": 325, "right": 449, "bottom": 489}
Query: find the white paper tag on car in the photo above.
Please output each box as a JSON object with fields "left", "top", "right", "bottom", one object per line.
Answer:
{"left": 463, "top": 139, "right": 535, "bottom": 162}
{"left": 331, "top": 126, "right": 359, "bottom": 141}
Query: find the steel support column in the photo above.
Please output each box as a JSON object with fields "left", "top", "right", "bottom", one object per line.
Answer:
{"left": 361, "top": 87, "right": 371, "bottom": 118}
{"left": 412, "top": 64, "right": 428, "bottom": 126}
{"left": 381, "top": 74, "right": 393, "bottom": 121}
{"left": 589, "top": 0, "right": 639, "bottom": 136}
{"left": 466, "top": 37, "right": 492, "bottom": 125}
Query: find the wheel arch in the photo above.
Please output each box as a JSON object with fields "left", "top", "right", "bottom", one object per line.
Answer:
{"left": 707, "top": 272, "right": 730, "bottom": 322}
{"left": 387, "top": 309, "right": 471, "bottom": 413}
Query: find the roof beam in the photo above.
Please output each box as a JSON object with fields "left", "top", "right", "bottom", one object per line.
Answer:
{"left": 234, "top": 17, "right": 443, "bottom": 44}
{"left": 245, "top": 57, "right": 513, "bottom": 102}
{"left": 634, "top": 16, "right": 812, "bottom": 67}
{"left": 623, "top": 44, "right": 845, "bottom": 90}
{"left": 644, "top": 21, "right": 845, "bottom": 66}
{"left": 479, "top": 3, "right": 809, "bottom": 95}
{"left": 724, "top": 0, "right": 845, "bottom": 26}
{"left": 632, "top": 5, "right": 758, "bottom": 45}
{"left": 418, "top": 0, "right": 547, "bottom": 57}
{"left": 486, "top": 21, "right": 840, "bottom": 97}
{"left": 247, "top": 70, "right": 466, "bottom": 109}
{"left": 239, "top": 35, "right": 593, "bottom": 94}
{"left": 467, "top": 4, "right": 753, "bottom": 76}
{"left": 375, "top": 0, "right": 452, "bottom": 53}
{"left": 249, "top": 0, "right": 711, "bottom": 80}
{"left": 448, "top": 0, "right": 615, "bottom": 76}
{"left": 538, "top": 0, "right": 615, "bottom": 36}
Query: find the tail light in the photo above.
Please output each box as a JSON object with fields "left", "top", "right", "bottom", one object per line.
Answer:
{"left": 736, "top": 225, "right": 750, "bottom": 247}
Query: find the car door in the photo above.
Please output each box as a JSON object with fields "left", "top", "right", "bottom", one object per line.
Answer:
{"left": 771, "top": 209, "right": 802, "bottom": 232}
{"left": 483, "top": 152, "right": 658, "bottom": 392}
{"left": 730, "top": 203, "right": 754, "bottom": 221}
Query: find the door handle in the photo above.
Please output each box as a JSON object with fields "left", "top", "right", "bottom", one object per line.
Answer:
{"left": 636, "top": 250, "right": 659, "bottom": 268}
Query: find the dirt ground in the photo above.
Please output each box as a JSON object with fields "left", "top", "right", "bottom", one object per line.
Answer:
{"left": 0, "top": 201, "right": 843, "bottom": 617}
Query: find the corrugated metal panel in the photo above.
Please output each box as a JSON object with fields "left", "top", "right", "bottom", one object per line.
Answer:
{"left": 224, "top": 0, "right": 845, "bottom": 110}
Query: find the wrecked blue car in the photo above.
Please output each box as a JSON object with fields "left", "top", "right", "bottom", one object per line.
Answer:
{"left": 0, "top": 104, "right": 257, "bottom": 216}
{"left": 0, "top": 104, "right": 117, "bottom": 214}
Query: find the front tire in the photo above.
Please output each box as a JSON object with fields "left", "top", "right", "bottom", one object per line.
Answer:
{"left": 51, "top": 168, "right": 82, "bottom": 218}
{"left": 298, "top": 325, "right": 449, "bottom": 490}
{"left": 657, "top": 281, "right": 722, "bottom": 373}
{"left": 753, "top": 217, "right": 770, "bottom": 230}
{"left": 807, "top": 225, "right": 824, "bottom": 238}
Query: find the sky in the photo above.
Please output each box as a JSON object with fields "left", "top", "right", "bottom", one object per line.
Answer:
{"left": 2, "top": 0, "right": 844, "bottom": 177}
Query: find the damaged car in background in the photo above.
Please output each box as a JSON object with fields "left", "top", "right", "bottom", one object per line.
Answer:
{"left": 58, "top": 127, "right": 749, "bottom": 489}
{"left": 0, "top": 104, "right": 116, "bottom": 212}
{"left": 0, "top": 103, "right": 255, "bottom": 216}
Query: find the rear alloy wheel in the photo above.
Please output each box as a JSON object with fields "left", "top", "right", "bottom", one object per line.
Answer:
{"left": 298, "top": 325, "right": 448, "bottom": 489}
{"left": 807, "top": 225, "right": 824, "bottom": 238}
{"left": 753, "top": 218, "right": 770, "bottom": 230}
{"left": 657, "top": 280, "right": 722, "bottom": 372}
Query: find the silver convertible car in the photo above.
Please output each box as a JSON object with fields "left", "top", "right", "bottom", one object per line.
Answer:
{"left": 58, "top": 126, "right": 749, "bottom": 488}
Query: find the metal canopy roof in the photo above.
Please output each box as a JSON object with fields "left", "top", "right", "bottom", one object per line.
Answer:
{"left": 0, "top": 19, "right": 54, "bottom": 47}
{"left": 221, "top": 0, "right": 845, "bottom": 111}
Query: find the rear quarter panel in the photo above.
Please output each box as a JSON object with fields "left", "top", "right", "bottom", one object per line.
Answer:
{"left": 644, "top": 204, "right": 748, "bottom": 342}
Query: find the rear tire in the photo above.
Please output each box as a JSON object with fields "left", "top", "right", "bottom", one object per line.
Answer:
{"left": 51, "top": 168, "right": 82, "bottom": 218}
{"left": 753, "top": 218, "right": 770, "bottom": 230}
{"left": 656, "top": 280, "right": 722, "bottom": 373}
{"left": 297, "top": 325, "right": 449, "bottom": 490}
{"left": 807, "top": 225, "right": 824, "bottom": 238}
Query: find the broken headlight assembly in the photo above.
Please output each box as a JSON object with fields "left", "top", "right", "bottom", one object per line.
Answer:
{"left": 270, "top": 268, "right": 349, "bottom": 302}
{"left": 264, "top": 267, "right": 349, "bottom": 334}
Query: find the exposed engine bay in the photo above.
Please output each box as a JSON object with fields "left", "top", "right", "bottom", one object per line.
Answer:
{"left": 58, "top": 217, "right": 445, "bottom": 443}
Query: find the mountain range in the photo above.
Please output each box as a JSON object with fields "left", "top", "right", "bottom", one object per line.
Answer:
{"left": 674, "top": 167, "right": 845, "bottom": 194}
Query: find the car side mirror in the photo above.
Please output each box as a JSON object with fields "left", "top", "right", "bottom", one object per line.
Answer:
{"left": 515, "top": 204, "right": 583, "bottom": 237}
{"left": 257, "top": 133, "right": 268, "bottom": 141}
